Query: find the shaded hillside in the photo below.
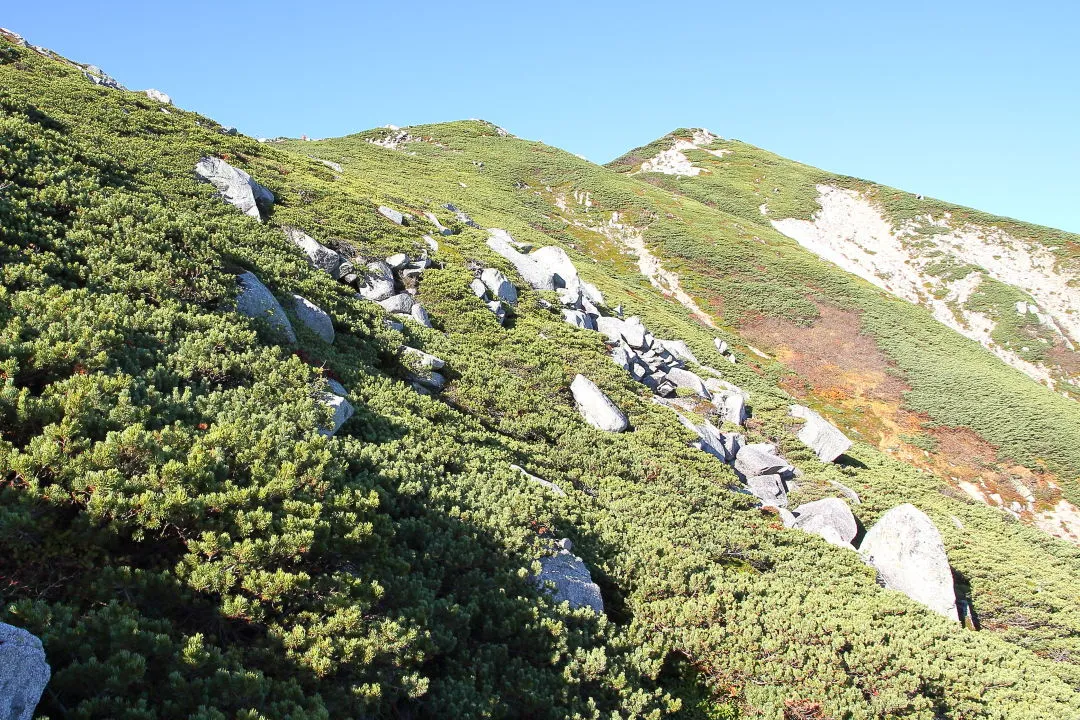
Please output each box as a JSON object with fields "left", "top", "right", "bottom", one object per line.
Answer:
{"left": 2, "top": 29, "right": 1080, "bottom": 720}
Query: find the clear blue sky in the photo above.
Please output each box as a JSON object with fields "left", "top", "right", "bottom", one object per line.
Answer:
{"left": 7, "top": 1, "right": 1080, "bottom": 232}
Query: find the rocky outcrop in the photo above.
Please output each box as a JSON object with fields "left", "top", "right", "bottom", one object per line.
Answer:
{"left": 195, "top": 157, "right": 273, "bottom": 221}
{"left": 791, "top": 498, "right": 858, "bottom": 547}
{"left": 144, "top": 88, "right": 171, "bottom": 104}
{"left": 236, "top": 272, "right": 296, "bottom": 342}
{"left": 790, "top": 405, "right": 852, "bottom": 462}
{"left": 319, "top": 379, "right": 354, "bottom": 437}
{"left": 444, "top": 203, "right": 479, "bottom": 228}
{"left": 665, "top": 367, "right": 711, "bottom": 399}
{"left": 286, "top": 228, "right": 345, "bottom": 279}
{"left": 570, "top": 375, "right": 628, "bottom": 432}
{"left": 0, "top": 623, "right": 50, "bottom": 720}
{"left": 534, "top": 540, "right": 603, "bottom": 613}
{"left": 859, "top": 504, "right": 958, "bottom": 620}
{"left": 424, "top": 211, "right": 454, "bottom": 236}
{"left": 291, "top": 295, "right": 335, "bottom": 344}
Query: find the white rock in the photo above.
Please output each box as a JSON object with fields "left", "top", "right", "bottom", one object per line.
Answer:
{"left": 0, "top": 623, "right": 50, "bottom": 720}
{"left": 714, "top": 338, "right": 729, "bottom": 355}
{"left": 195, "top": 157, "right": 273, "bottom": 221}
{"left": 717, "top": 392, "right": 747, "bottom": 425}
{"left": 286, "top": 228, "right": 344, "bottom": 279}
{"left": 236, "top": 272, "right": 295, "bottom": 342}
{"left": 790, "top": 405, "right": 852, "bottom": 462}
{"left": 386, "top": 253, "right": 409, "bottom": 269}
{"left": 470, "top": 278, "right": 489, "bottom": 299}
{"left": 481, "top": 268, "right": 518, "bottom": 303}
{"left": 665, "top": 367, "right": 711, "bottom": 399}
{"left": 792, "top": 497, "right": 858, "bottom": 545}
{"left": 378, "top": 206, "right": 407, "bottom": 225}
{"left": 859, "top": 504, "right": 959, "bottom": 620}
{"left": 570, "top": 375, "right": 628, "bottom": 432}
{"left": 291, "top": 295, "right": 335, "bottom": 343}
{"left": 595, "top": 316, "right": 627, "bottom": 343}
{"left": 562, "top": 309, "right": 597, "bottom": 330}
{"left": 144, "top": 88, "right": 172, "bottom": 104}
{"left": 510, "top": 464, "right": 566, "bottom": 497}
{"left": 658, "top": 340, "right": 699, "bottom": 365}
{"left": 734, "top": 443, "right": 793, "bottom": 479}
{"left": 486, "top": 231, "right": 556, "bottom": 290}
{"left": 746, "top": 474, "right": 787, "bottom": 507}
{"left": 357, "top": 261, "right": 396, "bottom": 301}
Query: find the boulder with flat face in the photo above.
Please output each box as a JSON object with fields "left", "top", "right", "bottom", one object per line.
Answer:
{"left": 379, "top": 293, "right": 414, "bottom": 315}
{"left": 596, "top": 316, "right": 627, "bottom": 343}
{"left": 534, "top": 543, "right": 603, "bottom": 613}
{"left": 378, "top": 206, "right": 407, "bottom": 225}
{"left": 486, "top": 231, "right": 557, "bottom": 290}
{"left": 236, "top": 272, "right": 296, "bottom": 342}
{"left": 746, "top": 474, "right": 787, "bottom": 507}
{"left": 144, "top": 88, "right": 172, "bottom": 104}
{"left": 859, "top": 504, "right": 958, "bottom": 621}
{"left": 733, "top": 443, "right": 793, "bottom": 479}
{"left": 357, "top": 261, "right": 396, "bottom": 302}
{"left": 410, "top": 303, "right": 432, "bottom": 327}
{"left": 619, "top": 317, "right": 648, "bottom": 349}
{"left": 562, "top": 310, "right": 597, "bottom": 331}
{"left": 530, "top": 246, "right": 580, "bottom": 291}
{"left": 291, "top": 295, "right": 334, "bottom": 343}
{"left": 665, "top": 367, "right": 711, "bottom": 399}
{"left": 570, "top": 375, "right": 628, "bottom": 432}
{"left": 0, "top": 623, "right": 51, "bottom": 720}
{"left": 470, "top": 278, "right": 489, "bottom": 299}
{"left": 481, "top": 268, "right": 518, "bottom": 304}
{"left": 319, "top": 379, "right": 354, "bottom": 437}
{"left": 717, "top": 392, "right": 747, "bottom": 425}
{"left": 286, "top": 228, "right": 344, "bottom": 279}
{"left": 790, "top": 404, "right": 852, "bottom": 462}
{"left": 658, "top": 339, "right": 699, "bottom": 365}
{"left": 792, "top": 498, "right": 858, "bottom": 546}
{"left": 195, "top": 157, "right": 274, "bottom": 220}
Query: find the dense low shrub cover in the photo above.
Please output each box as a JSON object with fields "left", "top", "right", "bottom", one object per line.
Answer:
{"left": 2, "top": 36, "right": 1079, "bottom": 719}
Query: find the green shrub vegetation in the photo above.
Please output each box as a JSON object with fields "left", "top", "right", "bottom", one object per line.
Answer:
{"left": 2, "top": 36, "right": 1080, "bottom": 719}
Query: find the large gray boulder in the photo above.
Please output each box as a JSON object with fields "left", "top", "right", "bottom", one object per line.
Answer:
{"left": 486, "top": 231, "right": 556, "bottom": 290}
{"left": 618, "top": 317, "right": 648, "bottom": 349}
{"left": 236, "top": 272, "right": 296, "bottom": 342}
{"left": 195, "top": 156, "right": 273, "bottom": 220}
{"left": 469, "top": 278, "right": 489, "bottom": 299}
{"left": 291, "top": 295, "right": 335, "bottom": 343}
{"left": 859, "top": 504, "right": 958, "bottom": 620}
{"left": 357, "top": 261, "right": 396, "bottom": 302}
{"left": 733, "top": 443, "right": 793, "bottom": 479}
{"left": 678, "top": 416, "right": 730, "bottom": 462}
{"left": 658, "top": 339, "right": 699, "bottom": 365}
{"left": 534, "top": 541, "right": 603, "bottom": 613}
{"left": 286, "top": 228, "right": 344, "bottom": 279}
{"left": 570, "top": 375, "right": 628, "bottom": 432}
{"left": 319, "top": 379, "right": 354, "bottom": 437}
{"left": 792, "top": 498, "right": 858, "bottom": 547}
{"left": 716, "top": 392, "right": 747, "bottom": 425}
{"left": 596, "top": 316, "right": 627, "bottom": 344}
{"left": 480, "top": 268, "right": 517, "bottom": 304}
{"left": 0, "top": 623, "right": 50, "bottom": 720}
{"left": 665, "top": 367, "right": 711, "bottom": 399}
{"left": 530, "top": 246, "right": 581, "bottom": 291}
{"left": 562, "top": 310, "right": 597, "bottom": 331}
{"left": 379, "top": 293, "right": 415, "bottom": 314}
{"left": 746, "top": 474, "right": 787, "bottom": 507}
{"left": 790, "top": 405, "right": 852, "bottom": 462}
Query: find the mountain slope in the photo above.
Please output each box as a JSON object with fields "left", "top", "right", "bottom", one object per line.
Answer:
{"left": 2, "top": 30, "right": 1080, "bottom": 719}
{"left": 609, "top": 128, "right": 1080, "bottom": 541}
